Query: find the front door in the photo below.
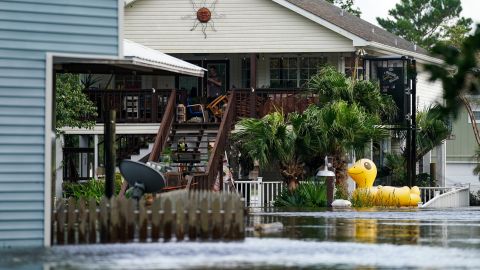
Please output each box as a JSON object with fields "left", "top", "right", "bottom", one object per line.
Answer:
{"left": 177, "top": 60, "right": 229, "bottom": 103}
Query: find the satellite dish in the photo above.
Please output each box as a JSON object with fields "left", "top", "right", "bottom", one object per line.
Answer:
{"left": 119, "top": 160, "right": 167, "bottom": 200}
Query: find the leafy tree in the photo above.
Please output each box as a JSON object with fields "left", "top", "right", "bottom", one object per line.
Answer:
{"left": 232, "top": 112, "right": 303, "bottom": 191}
{"left": 56, "top": 73, "right": 98, "bottom": 134}
{"left": 377, "top": 0, "right": 472, "bottom": 49}
{"left": 425, "top": 24, "right": 480, "bottom": 179}
{"left": 385, "top": 106, "right": 451, "bottom": 185}
{"left": 325, "top": 0, "right": 361, "bottom": 17}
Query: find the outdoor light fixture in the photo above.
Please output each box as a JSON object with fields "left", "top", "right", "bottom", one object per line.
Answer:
{"left": 316, "top": 156, "right": 335, "bottom": 177}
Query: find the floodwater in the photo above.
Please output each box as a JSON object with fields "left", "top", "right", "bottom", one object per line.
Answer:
{"left": 1, "top": 207, "right": 480, "bottom": 270}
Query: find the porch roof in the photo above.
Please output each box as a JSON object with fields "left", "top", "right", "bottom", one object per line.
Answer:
{"left": 123, "top": 39, "right": 206, "bottom": 77}
{"left": 53, "top": 39, "right": 205, "bottom": 77}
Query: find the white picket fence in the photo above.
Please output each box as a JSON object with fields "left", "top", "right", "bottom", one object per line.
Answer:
{"left": 419, "top": 187, "right": 455, "bottom": 204}
{"left": 224, "top": 178, "right": 285, "bottom": 208}
{"left": 420, "top": 185, "right": 470, "bottom": 208}
{"left": 224, "top": 178, "right": 471, "bottom": 208}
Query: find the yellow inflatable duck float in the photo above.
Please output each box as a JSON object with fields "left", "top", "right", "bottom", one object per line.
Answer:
{"left": 348, "top": 159, "right": 421, "bottom": 207}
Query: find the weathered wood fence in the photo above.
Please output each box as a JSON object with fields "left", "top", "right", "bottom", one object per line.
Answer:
{"left": 51, "top": 191, "right": 245, "bottom": 245}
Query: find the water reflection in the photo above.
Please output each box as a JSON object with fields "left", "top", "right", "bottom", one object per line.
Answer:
{"left": 249, "top": 207, "right": 480, "bottom": 249}
{"left": 1, "top": 208, "right": 479, "bottom": 269}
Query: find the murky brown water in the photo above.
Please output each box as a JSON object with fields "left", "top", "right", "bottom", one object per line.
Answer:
{"left": 1, "top": 207, "right": 480, "bottom": 270}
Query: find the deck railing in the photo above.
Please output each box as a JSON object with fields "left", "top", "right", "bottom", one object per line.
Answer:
{"left": 63, "top": 147, "right": 94, "bottom": 182}
{"left": 233, "top": 88, "right": 317, "bottom": 119}
{"left": 85, "top": 89, "right": 186, "bottom": 123}
{"left": 149, "top": 89, "right": 177, "bottom": 162}
{"left": 190, "top": 91, "right": 237, "bottom": 190}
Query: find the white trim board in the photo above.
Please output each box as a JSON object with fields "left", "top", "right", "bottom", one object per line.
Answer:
{"left": 271, "top": 0, "right": 368, "bottom": 47}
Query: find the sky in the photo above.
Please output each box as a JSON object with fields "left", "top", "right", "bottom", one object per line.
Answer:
{"left": 355, "top": 0, "right": 480, "bottom": 28}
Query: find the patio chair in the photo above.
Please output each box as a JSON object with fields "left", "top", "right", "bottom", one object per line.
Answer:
{"left": 186, "top": 97, "right": 207, "bottom": 122}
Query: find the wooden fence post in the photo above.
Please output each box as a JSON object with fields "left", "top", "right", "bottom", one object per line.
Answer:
{"left": 118, "top": 198, "right": 127, "bottom": 243}
{"left": 99, "top": 197, "right": 109, "bottom": 243}
{"left": 175, "top": 199, "right": 185, "bottom": 241}
{"left": 78, "top": 198, "right": 87, "bottom": 244}
{"left": 88, "top": 198, "right": 97, "bottom": 244}
{"left": 109, "top": 197, "right": 119, "bottom": 243}
{"left": 126, "top": 199, "right": 135, "bottom": 242}
{"left": 67, "top": 197, "right": 76, "bottom": 244}
{"left": 56, "top": 199, "right": 65, "bottom": 245}
{"left": 151, "top": 198, "right": 161, "bottom": 242}
{"left": 139, "top": 198, "right": 148, "bottom": 242}
{"left": 224, "top": 195, "right": 233, "bottom": 240}
{"left": 163, "top": 198, "right": 173, "bottom": 242}
{"left": 212, "top": 196, "right": 222, "bottom": 240}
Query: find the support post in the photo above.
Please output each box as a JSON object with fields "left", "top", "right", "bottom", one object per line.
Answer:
{"left": 435, "top": 141, "right": 446, "bottom": 187}
{"left": 411, "top": 59, "right": 417, "bottom": 187}
{"left": 327, "top": 177, "right": 335, "bottom": 207}
{"left": 249, "top": 53, "right": 257, "bottom": 118}
{"left": 105, "top": 110, "right": 116, "bottom": 198}
{"left": 94, "top": 135, "right": 99, "bottom": 180}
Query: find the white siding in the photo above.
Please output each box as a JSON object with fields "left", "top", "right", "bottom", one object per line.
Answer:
{"left": 124, "top": 0, "right": 354, "bottom": 53}
{"left": 416, "top": 65, "right": 443, "bottom": 110}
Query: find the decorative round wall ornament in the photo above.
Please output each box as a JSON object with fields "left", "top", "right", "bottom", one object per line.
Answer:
{"left": 182, "top": 0, "right": 225, "bottom": 39}
{"left": 196, "top": 7, "right": 211, "bottom": 23}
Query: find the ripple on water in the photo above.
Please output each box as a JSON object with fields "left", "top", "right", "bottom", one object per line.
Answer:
{"left": 1, "top": 239, "right": 480, "bottom": 270}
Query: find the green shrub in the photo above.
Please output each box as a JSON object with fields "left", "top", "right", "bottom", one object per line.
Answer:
{"left": 470, "top": 190, "right": 480, "bottom": 206}
{"left": 63, "top": 173, "right": 123, "bottom": 202}
{"left": 274, "top": 181, "right": 327, "bottom": 208}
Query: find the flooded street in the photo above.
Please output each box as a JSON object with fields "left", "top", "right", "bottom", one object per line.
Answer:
{"left": 1, "top": 207, "right": 480, "bottom": 269}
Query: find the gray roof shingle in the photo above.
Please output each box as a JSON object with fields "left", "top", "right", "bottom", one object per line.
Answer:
{"left": 285, "top": 0, "right": 429, "bottom": 55}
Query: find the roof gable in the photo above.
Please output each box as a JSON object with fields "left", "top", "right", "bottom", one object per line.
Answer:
{"left": 275, "top": 0, "right": 430, "bottom": 55}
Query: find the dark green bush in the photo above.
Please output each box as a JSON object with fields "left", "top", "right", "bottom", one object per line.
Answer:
{"left": 63, "top": 173, "right": 123, "bottom": 202}
{"left": 274, "top": 181, "right": 327, "bottom": 208}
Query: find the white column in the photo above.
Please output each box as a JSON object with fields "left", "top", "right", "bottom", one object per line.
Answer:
{"left": 422, "top": 151, "right": 431, "bottom": 174}
{"left": 435, "top": 141, "right": 447, "bottom": 187}
{"left": 94, "top": 135, "right": 99, "bottom": 180}
{"left": 55, "top": 134, "right": 64, "bottom": 199}
{"left": 79, "top": 135, "right": 89, "bottom": 179}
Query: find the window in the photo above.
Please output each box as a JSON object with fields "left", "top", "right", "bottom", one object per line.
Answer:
{"left": 115, "top": 75, "right": 142, "bottom": 89}
{"left": 300, "top": 57, "right": 325, "bottom": 87}
{"left": 344, "top": 56, "right": 364, "bottom": 80}
{"left": 270, "top": 57, "right": 297, "bottom": 88}
{"left": 241, "top": 57, "right": 250, "bottom": 88}
{"left": 466, "top": 98, "right": 480, "bottom": 124}
{"left": 467, "top": 109, "right": 480, "bottom": 123}
{"left": 270, "top": 57, "right": 326, "bottom": 88}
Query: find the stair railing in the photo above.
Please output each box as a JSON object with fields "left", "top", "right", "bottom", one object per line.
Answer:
{"left": 191, "top": 90, "right": 237, "bottom": 190}
{"left": 149, "top": 89, "right": 177, "bottom": 162}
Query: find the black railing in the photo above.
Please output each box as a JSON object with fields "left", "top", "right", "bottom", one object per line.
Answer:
{"left": 63, "top": 147, "right": 94, "bottom": 182}
{"left": 85, "top": 89, "right": 186, "bottom": 123}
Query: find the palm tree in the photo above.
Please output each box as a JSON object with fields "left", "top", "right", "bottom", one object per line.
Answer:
{"left": 291, "top": 102, "right": 387, "bottom": 192}
{"left": 416, "top": 105, "right": 451, "bottom": 160}
{"left": 231, "top": 112, "right": 304, "bottom": 191}
{"left": 301, "top": 66, "right": 395, "bottom": 192}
